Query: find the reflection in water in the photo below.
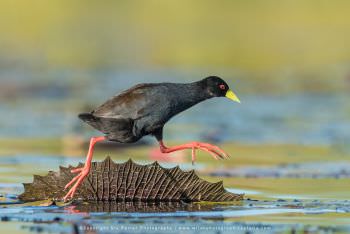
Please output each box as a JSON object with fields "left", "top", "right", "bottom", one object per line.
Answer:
{"left": 1, "top": 199, "right": 349, "bottom": 234}
{"left": 67, "top": 201, "right": 214, "bottom": 213}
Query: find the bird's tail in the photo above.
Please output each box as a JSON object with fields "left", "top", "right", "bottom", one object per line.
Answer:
{"left": 78, "top": 112, "right": 102, "bottom": 130}
{"left": 78, "top": 112, "right": 95, "bottom": 122}
{"left": 78, "top": 113, "right": 137, "bottom": 142}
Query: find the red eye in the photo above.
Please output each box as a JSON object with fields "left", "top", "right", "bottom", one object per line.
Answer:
{"left": 219, "top": 84, "right": 225, "bottom": 90}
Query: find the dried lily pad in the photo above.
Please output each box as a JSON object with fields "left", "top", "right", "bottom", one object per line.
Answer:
{"left": 19, "top": 157, "right": 243, "bottom": 202}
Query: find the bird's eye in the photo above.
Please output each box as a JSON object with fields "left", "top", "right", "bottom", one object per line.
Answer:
{"left": 219, "top": 84, "right": 226, "bottom": 90}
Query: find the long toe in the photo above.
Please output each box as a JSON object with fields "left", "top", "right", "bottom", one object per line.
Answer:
{"left": 197, "top": 145, "right": 220, "bottom": 160}
{"left": 71, "top": 167, "right": 84, "bottom": 173}
{"left": 64, "top": 173, "right": 82, "bottom": 190}
{"left": 65, "top": 183, "right": 78, "bottom": 201}
{"left": 63, "top": 179, "right": 81, "bottom": 201}
{"left": 200, "top": 143, "right": 229, "bottom": 159}
{"left": 63, "top": 168, "right": 90, "bottom": 201}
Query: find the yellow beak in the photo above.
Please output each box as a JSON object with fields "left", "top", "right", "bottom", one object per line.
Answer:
{"left": 225, "top": 89, "right": 241, "bottom": 103}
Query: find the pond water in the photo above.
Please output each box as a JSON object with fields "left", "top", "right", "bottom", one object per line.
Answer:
{"left": 0, "top": 71, "right": 349, "bottom": 233}
{"left": 0, "top": 153, "right": 350, "bottom": 234}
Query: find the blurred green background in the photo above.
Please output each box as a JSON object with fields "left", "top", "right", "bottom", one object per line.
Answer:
{"left": 1, "top": 0, "right": 350, "bottom": 93}
{"left": 0, "top": 1, "right": 350, "bottom": 232}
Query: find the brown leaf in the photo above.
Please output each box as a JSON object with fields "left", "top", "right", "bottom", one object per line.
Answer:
{"left": 19, "top": 157, "right": 243, "bottom": 202}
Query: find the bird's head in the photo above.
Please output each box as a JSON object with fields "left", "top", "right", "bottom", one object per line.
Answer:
{"left": 202, "top": 76, "right": 240, "bottom": 103}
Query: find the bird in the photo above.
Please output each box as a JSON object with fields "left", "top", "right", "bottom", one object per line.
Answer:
{"left": 63, "top": 76, "right": 240, "bottom": 201}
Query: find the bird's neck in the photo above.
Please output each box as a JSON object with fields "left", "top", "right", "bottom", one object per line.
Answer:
{"left": 185, "top": 81, "right": 212, "bottom": 103}
{"left": 172, "top": 81, "right": 212, "bottom": 109}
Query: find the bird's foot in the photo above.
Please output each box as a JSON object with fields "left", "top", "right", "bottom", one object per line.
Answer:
{"left": 63, "top": 166, "right": 90, "bottom": 202}
{"left": 189, "top": 142, "right": 230, "bottom": 163}
{"left": 160, "top": 141, "right": 230, "bottom": 165}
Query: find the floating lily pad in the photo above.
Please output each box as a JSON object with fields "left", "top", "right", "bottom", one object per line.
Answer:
{"left": 19, "top": 157, "right": 243, "bottom": 202}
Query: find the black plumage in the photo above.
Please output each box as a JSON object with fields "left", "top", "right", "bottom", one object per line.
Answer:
{"left": 79, "top": 76, "right": 234, "bottom": 143}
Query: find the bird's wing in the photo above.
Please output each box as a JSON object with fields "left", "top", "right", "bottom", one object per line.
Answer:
{"left": 92, "top": 83, "right": 170, "bottom": 120}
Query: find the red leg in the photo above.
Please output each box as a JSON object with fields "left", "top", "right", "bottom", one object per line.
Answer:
{"left": 63, "top": 136, "right": 106, "bottom": 201}
{"left": 158, "top": 140, "right": 230, "bottom": 164}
